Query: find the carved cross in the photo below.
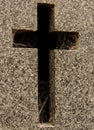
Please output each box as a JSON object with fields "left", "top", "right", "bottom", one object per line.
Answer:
{"left": 13, "top": 3, "right": 79, "bottom": 123}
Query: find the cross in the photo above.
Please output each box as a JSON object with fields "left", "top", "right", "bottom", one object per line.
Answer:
{"left": 13, "top": 3, "right": 79, "bottom": 123}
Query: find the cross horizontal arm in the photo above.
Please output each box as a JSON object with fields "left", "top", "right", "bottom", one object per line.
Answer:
{"left": 49, "top": 31, "right": 79, "bottom": 50}
{"left": 14, "top": 31, "right": 79, "bottom": 50}
{"left": 13, "top": 30, "right": 37, "bottom": 48}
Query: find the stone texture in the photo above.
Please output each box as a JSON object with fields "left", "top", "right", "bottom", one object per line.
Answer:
{"left": 11, "top": 0, "right": 54, "bottom": 30}
{"left": 54, "top": 49, "right": 94, "bottom": 130}
{"left": 0, "top": 0, "right": 94, "bottom": 130}
{"left": 0, "top": 0, "right": 12, "bottom": 47}
{"left": 0, "top": 48, "right": 38, "bottom": 130}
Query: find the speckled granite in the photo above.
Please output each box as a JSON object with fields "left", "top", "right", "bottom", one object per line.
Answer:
{"left": 11, "top": 0, "right": 54, "bottom": 30}
{"left": 0, "top": 0, "right": 94, "bottom": 130}
{"left": 0, "top": 0, "right": 12, "bottom": 47}
{"left": 0, "top": 48, "right": 38, "bottom": 130}
{"left": 54, "top": 48, "right": 94, "bottom": 130}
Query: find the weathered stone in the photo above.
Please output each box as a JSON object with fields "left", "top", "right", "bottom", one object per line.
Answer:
{"left": 0, "top": 0, "right": 94, "bottom": 130}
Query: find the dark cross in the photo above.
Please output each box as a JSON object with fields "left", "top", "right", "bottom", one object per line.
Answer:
{"left": 13, "top": 3, "right": 79, "bottom": 123}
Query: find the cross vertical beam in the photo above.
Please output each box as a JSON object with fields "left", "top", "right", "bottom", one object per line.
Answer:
{"left": 37, "top": 4, "right": 54, "bottom": 123}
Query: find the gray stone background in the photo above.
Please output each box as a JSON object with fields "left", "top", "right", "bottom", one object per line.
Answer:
{"left": 0, "top": 0, "right": 94, "bottom": 130}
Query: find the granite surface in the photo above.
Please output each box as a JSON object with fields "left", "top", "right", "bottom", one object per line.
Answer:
{"left": 0, "top": 0, "right": 12, "bottom": 47}
{"left": 0, "top": 48, "right": 38, "bottom": 130}
{"left": 0, "top": 0, "right": 94, "bottom": 130}
{"left": 54, "top": 48, "right": 94, "bottom": 130}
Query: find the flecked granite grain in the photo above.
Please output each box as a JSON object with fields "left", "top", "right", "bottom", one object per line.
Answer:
{"left": 0, "top": 0, "right": 94, "bottom": 130}
{"left": 0, "top": 0, "right": 12, "bottom": 47}
{"left": 0, "top": 48, "right": 38, "bottom": 130}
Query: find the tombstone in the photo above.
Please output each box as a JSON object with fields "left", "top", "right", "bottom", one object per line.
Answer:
{"left": 0, "top": 0, "right": 94, "bottom": 130}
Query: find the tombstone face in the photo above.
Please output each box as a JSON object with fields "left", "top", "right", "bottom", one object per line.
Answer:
{"left": 0, "top": 0, "right": 94, "bottom": 130}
